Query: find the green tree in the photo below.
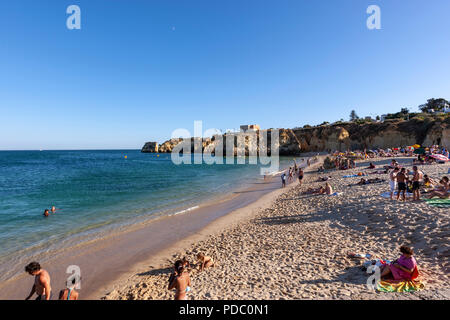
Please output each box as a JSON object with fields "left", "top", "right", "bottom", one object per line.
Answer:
{"left": 349, "top": 110, "right": 358, "bottom": 121}
{"left": 419, "top": 98, "right": 449, "bottom": 113}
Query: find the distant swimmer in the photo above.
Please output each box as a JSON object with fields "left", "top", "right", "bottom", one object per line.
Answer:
{"left": 43, "top": 209, "right": 50, "bottom": 217}
{"left": 25, "top": 262, "right": 52, "bottom": 300}
{"left": 51, "top": 206, "right": 60, "bottom": 213}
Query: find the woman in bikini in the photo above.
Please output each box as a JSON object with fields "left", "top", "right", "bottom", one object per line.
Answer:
{"left": 58, "top": 278, "right": 79, "bottom": 300}
{"left": 425, "top": 176, "right": 449, "bottom": 199}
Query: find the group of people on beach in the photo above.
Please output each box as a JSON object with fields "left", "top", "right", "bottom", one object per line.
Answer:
{"left": 387, "top": 160, "right": 450, "bottom": 201}
{"left": 281, "top": 159, "right": 308, "bottom": 188}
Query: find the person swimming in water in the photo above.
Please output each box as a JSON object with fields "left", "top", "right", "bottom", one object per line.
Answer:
{"left": 43, "top": 209, "right": 50, "bottom": 217}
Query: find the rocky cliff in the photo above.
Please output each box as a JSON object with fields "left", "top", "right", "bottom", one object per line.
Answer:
{"left": 142, "top": 117, "right": 450, "bottom": 155}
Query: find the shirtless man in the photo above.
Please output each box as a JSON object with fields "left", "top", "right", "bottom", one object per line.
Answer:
{"left": 396, "top": 168, "right": 408, "bottom": 201}
{"left": 25, "top": 262, "right": 51, "bottom": 300}
{"left": 43, "top": 209, "right": 50, "bottom": 217}
{"left": 389, "top": 168, "right": 399, "bottom": 200}
{"left": 168, "top": 260, "right": 191, "bottom": 300}
{"left": 298, "top": 168, "right": 304, "bottom": 186}
{"left": 411, "top": 166, "right": 423, "bottom": 201}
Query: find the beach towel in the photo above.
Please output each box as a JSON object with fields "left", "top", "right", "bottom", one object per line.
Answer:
{"left": 343, "top": 174, "right": 366, "bottom": 178}
{"left": 377, "top": 279, "right": 424, "bottom": 292}
{"left": 329, "top": 192, "right": 342, "bottom": 196}
{"left": 425, "top": 198, "right": 450, "bottom": 207}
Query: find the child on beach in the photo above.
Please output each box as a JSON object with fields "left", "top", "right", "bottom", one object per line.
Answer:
{"left": 196, "top": 253, "right": 215, "bottom": 272}
{"left": 380, "top": 246, "right": 418, "bottom": 281}
{"left": 168, "top": 260, "right": 191, "bottom": 300}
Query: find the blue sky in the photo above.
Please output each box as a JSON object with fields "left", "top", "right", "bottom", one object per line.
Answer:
{"left": 1, "top": 0, "right": 449, "bottom": 150}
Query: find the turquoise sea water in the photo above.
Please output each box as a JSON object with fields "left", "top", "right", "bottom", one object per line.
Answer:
{"left": 0, "top": 150, "right": 295, "bottom": 282}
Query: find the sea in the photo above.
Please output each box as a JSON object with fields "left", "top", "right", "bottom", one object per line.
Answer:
{"left": 0, "top": 150, "right": 298, "bottom": 282}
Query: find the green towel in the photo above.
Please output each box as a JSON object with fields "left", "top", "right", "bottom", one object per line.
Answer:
{"left": 425, "top": 198, "right": 450, "bottom": 207}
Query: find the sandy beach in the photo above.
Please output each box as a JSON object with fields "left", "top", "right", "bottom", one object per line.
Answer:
{"left": 102, "top": 156, "right": 450, "bottom": 300}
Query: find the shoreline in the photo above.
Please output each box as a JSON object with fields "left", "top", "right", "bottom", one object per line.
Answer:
{"left": 0, "top": 156, "right": 313, "bottom": 300}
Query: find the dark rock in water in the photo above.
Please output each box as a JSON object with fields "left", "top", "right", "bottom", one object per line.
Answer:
{"left": 141, "top": 142, "right": 158, "bottom": 153}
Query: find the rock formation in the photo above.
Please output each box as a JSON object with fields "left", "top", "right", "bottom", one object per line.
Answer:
{"left": 142, "top": 117, "right": 450, "bottom": 155}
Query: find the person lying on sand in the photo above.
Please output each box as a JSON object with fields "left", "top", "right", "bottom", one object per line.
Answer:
{"left": 304, "top": 186, "right": 325, "bottom": 195}
{"left": 197, "top": 253, "right": 215, "bottom": 272}
{"left": 380, "top": 246, "right": 417, "bottom": 281}
{"left": 425, "top": 177, "right": 449, "bottom": 199}
{"left": 318, "top": 176, "right": 332, "bottom": 182}
{"left": 350, "top": 178, "right": 384, "bottom": 186}
{"left": 422, "top": 175, "right": 436, "bottom": 188}
{"left": 168, "top": 260, "right": 191, "bottom": 300}
{"left": 181, "top": 257, "right": 190, "bottom": 269}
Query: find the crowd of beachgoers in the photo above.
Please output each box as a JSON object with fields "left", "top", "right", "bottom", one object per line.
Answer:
{"left": 20, "top": 144, "right": 449, "bottom": 300}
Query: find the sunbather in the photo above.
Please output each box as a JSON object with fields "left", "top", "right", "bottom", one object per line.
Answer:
{"left": 425, "top": 176, "right": 449, "bottom": 199}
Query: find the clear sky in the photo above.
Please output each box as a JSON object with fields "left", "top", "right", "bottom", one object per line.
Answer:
{"left": 1, "top": 0, "right": 449, "bottom": 150}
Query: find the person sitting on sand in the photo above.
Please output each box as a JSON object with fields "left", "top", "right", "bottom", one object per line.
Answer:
{"left": 324, "top": 182, "right": 333, "bottom": 195}
{"left": 368, "top": 162, "right": 376, "bottom": 169}
{"left": 380, "top": 246, "right": 417, "bottom": 281}
{"left": 197, "top": 253, "right": 215, "bottom": 272}
{"left": 168, "top": 260, "right": 191, "bottom": 300}
{"left": 59, "top": 277, "right": 79, "bottom": 300}
{"left": 422, "top": 175, "right": 436, "bottom": 188}
{"left": 425, "top": 177, "right": 449, "bottom": 199}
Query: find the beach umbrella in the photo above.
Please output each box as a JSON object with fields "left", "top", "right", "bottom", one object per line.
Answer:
{"left": 413, "top": 144, "right": 421, "bottom": 149}
{"left": 430, "top": 154, "right": 450, "bottom": 162}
